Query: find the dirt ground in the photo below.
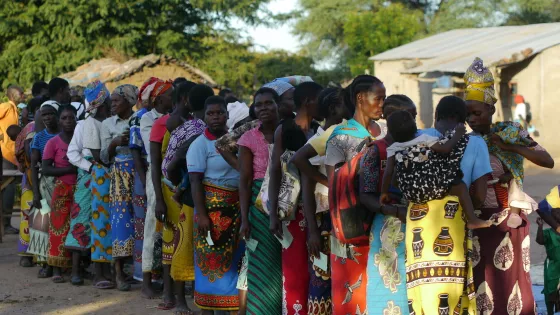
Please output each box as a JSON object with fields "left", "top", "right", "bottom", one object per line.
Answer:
{"left": 0, "top": 162, "right": 559, "bottom": 315}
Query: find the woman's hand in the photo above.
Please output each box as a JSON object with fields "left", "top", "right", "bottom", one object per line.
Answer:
{"left": 240, "top": 220, "right": 252, "bottom": 240}
{"left": 380, "top": 193, "right": 392, "bottom": 205}
{"left": 155, "top": 199, "right": 168, "bottom": 223}
{"left": 33, "top": 195, "right": 42, "bottom": 210}
{"left": 269, "top": 215, "right": 283, "bottom": 239}
{"left": 396, "top": 206, "right": 407, "bottom": 223}
{"left": 490, "top": 134, "right": 509, "bottom": 151}
{"left": 172, "top": 188, "right": 185, "bottom": 207}
{"left": 498, "top": 172, "right": 513, "bottom": 184}
{"left": 197, "top": 213, "right": 212, "bottom": 236}
{"left": 537, "top": 217, "right": 544, "bottom": 227}
{"left": 307, "top": 229, "right": 322, "bottom": 258}
{"left": 455, "top": 123, "right": 466, "bottom": 137}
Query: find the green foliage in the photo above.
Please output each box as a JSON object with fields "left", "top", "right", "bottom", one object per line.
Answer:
{"left": 343, "top": 3, "right": 424, "bottom": 75}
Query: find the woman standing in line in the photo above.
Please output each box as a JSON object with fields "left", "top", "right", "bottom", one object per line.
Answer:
{"left": 188, "top": 96, "right": 244, "bottom": 313}
{"left": 324, "top": 75, "right": 386, "bottom": 314}
{"left": 268, "top": 81, "right": 324, "bottom": 315}
{"left": 42, "top": 105, "right": 78, "bottom": 283}
{"left": 465, "top": 58, "right": 554, "bottom": 314}
{"left": 100, "top": 84, "right": 136, "bottom": 291}
{"left": 30, "top": 101, "right": 61, "bottom": 278}
{"left": 359, "top": 95, "right": 417, "bottom": 314}
{"left": 82, "top": 81, "right": 114, "bottom": 289}
{"left": 237, "top": 88, "right": 281, "bottom": 314}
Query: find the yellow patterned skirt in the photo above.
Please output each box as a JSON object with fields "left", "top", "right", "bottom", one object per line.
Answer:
{"left": 405, "top": 196, "right": 476, "bottom": 314}
{"left": 162, "top": 182, "right": 181, "bottom": 265}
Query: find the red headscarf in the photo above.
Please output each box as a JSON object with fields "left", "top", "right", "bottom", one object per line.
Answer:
{"left": 139, "top": 77, "right": 173, "bottom": 107}
{"left": 514, "top": 95, "right": 525, "bottom": 104}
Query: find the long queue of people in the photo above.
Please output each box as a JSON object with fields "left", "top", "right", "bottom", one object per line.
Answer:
{"left": 6, "top": 57, "right": 560, "bottom": 315}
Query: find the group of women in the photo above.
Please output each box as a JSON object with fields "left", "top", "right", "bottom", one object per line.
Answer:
{"left": 13, "top": 57, "right": 555, "bottom": 315}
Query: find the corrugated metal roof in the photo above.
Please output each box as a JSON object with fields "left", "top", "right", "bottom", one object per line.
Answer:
{"left": 370, "top": 23, "right": 560, "bottom": 73}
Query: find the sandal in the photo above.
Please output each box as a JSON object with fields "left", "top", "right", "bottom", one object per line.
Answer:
{"left": 93, "top": 280, "right": 115, "bottom": 290}
{"left": 38, "top": 267, "right": 53, "bottom": 278}
{"left": 71, "top": 276, "right": 84, "bottom": 286}
{"left": 52, "top": 275, "right": 65, "bottom": 283}
{"left": 157, "top": 301, "right": 176, "bottom": 310}
{"left": 19, "top": 257, "right": 33, "bottom": 268}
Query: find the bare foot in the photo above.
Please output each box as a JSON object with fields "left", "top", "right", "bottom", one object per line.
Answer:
{"left": 467, "top": 218, "right": 492, "bottom": 230}
{"left": 174, "top": 302, "right": 193, "bottom": 315}
{"left": 141, "top": 283, "right": 161, "bottom": 299}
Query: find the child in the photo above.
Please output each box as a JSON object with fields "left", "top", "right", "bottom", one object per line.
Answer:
{"left": 7, "top": 124, "right": 22, "bottom": 141}
{"left": 536, "top": 214, "right": 560, "bottom": 315}
{"left": 380, "top": 110, "right": 490, "bottom": 229}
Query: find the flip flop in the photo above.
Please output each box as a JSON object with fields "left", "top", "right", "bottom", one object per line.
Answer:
{"left": 52, "top": 275, "right": 65, "bottom": 283}
{"left": 71, "top": 276, "right": 84, "bottom": 286}
{"left": 157, "top": 301, "right": 176, "bottom": 310}
{"left": 93, "top": 280, "right": 115, "bottom": 290}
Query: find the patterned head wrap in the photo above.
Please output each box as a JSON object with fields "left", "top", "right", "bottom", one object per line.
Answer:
{"left": 538, "top": 185, "right": 560, "bottom": 215}
{"left": 275, "top": 76, "right": 313, "bottom": 86}
{"left": 139, "top": 77, "right": 173, "bottom": 107}
{"left": 112, "top": 84, "right": 139, "bottom": 106}
{"left": 84, "top": 80, "right": 110, "bottom": 113}
{"left": 40, "top": 100, "right": 60, "bottom": 112}
{"left": 464, "top": 57, "right": 497, "bottom": 105}
{"left": 263, "top": 80, "right": 294, "bottom": 97}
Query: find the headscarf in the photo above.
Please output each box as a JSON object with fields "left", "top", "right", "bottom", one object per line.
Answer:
{"left": 275, "top": 76, "right": 313, "bottom": 86}
{"left": 112, "top": 84, "right": 139, "bottom": 106}
{"left": 538, "top": 185, "right": 560, "bottom": 215}
{"left": 464, "top": 57, "right": 497, "bottom": 105}
{"left": 226, "top": 101, "right": 249, "bottom": 131}
{"left": 139, "top": 77, "right": 173, "bottom": 107}
{"left": 40, "top": 100, "right": 60, "bottom": 112}
{"left": 514, "top": 95, "right": 525, "bottom": 104}
{"left": 71, "top": 102, "right": 86, "bottom": 119}
{"left": 84, "top": 80, "right": 110, "bottom": 113}
{"left": 263, "top": 80, "right": 294, "bottom": 97}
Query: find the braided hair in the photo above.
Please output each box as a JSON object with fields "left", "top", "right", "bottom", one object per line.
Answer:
{"left": 342, "top": 75, "right": 383, "bottom": 115}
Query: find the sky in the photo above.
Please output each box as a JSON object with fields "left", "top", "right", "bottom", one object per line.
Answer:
{"left": 243, "top": 0, "right": 301, "bottom": 53}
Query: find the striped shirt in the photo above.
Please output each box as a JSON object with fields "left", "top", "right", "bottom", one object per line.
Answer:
{"left": 31, "top": 129, "right": 58, "bottom": 157}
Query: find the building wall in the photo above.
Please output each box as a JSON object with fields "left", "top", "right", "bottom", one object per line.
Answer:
{"left": 502, "top": 45, "right": 560, "bottom": 157}
{"left": 374, "top": 60, "right": 425, "bottom": 126}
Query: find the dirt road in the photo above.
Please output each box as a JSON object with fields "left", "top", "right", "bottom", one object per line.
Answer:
{"left": 0, "top": 163, "right": 558, "bottom": 314}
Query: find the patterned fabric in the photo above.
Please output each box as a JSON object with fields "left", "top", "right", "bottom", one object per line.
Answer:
{"left": 48, "top": 179, "right": 74, "bottom": 268}
{"left": 238, "top": 126, "right": 272, "bottom": 179}
{"left": 170, "top": 204, "right": 195, "bottom": 281}
{"left": 64, "top": 168, "right": 92, "bottom": 251}
{"left": 132, "top": 165, "right": 147, "bottom": 280}
{"left": 464, "top": 57, "right": 497, "bottom": 105}
{"left": 328, "top": 118, "right": 370, "bottom": 143}
{"left": 27, "top": 176, "right": 54, "bottom": 263}
{"left": 331, "top": 243, "right": 369, "bottom": 315}
{"left": 406, "top": 196, "right": 475, "bottom": 315}
{"left": 473, "top": 155, "right": 536, "bottom": 314}
{"left": 162, "top": 183, "right": 180, "bottom": 264}
{"left": 162, "top": 118, "right": 205, "bottom": 179}
{"left": 263, "top": 80, "right": 294, "bottom": 97}
{"left": 84, "top": 80, "right": 110, "bottom": 113}
{"left": 394, "top": 131, "right": 469, "bottom": 204}
{"left": 43, "top": 135, "right": 77, "bottom": 185}
{"left": 307, "top": 212, "right": 332, "bottom": 315}
{"left": 275, "top": 76, "right": 314, "bottom": 86}
{"left": 543, "top": 228, "right": 560, "bottom": 297}
{"left": 194, "top": 183, "right": 244, "bottom": 311}
{"left": 360, "top": 140, "right": 409, "bottom": 315}
{"left": 112, "top": 84, "right": 138, "bottom": 106}
{"left": 142, "top": 166, "right": 164, "bottom": 272}
{"left": 483, "top": 121, "right": 539, "bottom": 189}
{"left": 15, "top": 122, "right": 34, "bottom": 172}
{"left": 282, "top": 207, "right": 310, "bottom": 315}
{"left": 139, "top": 77, "right": 173, "bottom": 107}
{"left": 215, "top": 120, "right": 260, "bottom": 154}
{"left": 247, "top": 179, "right": 283, "bottom": 315}
{"left": 129, "top": 108, "right": 148, "bottom": 155}
{"left": 109, "top": 157, "right": 135, "bottom": 258}
{"left": 90, "top": 164, "right": 112, "bottom": 262}
{"left": 539, "top": 185, "right": 560, "bottom": 215}
{"left": 18, "top": 185, "right": 33, "bottom": 256}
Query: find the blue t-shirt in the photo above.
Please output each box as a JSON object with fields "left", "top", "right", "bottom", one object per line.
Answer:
{"left": 420, "top": 128, "right": 492, "bottom": 187}
{"left": 129, "top": 108, "right": 148, "bottom": 155}
{"left": 31, "top": 129, "right": 58, "bottom": 158}
{"left": 187, "top": 130, "right": 239, "bottom": 189}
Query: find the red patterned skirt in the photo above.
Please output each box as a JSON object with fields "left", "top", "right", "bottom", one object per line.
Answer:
{"left": 48, "top": 179, "right": 74, "bottom": 268}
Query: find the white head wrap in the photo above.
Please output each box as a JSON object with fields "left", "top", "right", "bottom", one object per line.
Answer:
{"left": 226, "top": 101, "right": 249, "bottom": 131}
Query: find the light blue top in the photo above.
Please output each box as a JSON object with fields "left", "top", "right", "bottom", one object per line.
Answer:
{"left": 420, "top": 128, "right": 492, "bottom": 187}
{"left": 187, "top": 131, "right": 240, "bottom": 189}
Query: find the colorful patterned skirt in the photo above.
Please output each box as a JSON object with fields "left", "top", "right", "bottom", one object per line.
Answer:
{"left": 48, "top": 179, "right": 74, "bottom": 268}
{"left": 27, "top": 175, "right": 55, "bottom": 263}
{"left": 109, "top": 158, "right": 135, "bottom": 259}
{"left": 65, "top": 169, "right": 92, "bottom": 251}
{"left": 170, "top": 204, "right": 195, "bottom": 282}
{"left": 18, "top": 178, "right": 33, "bottom": 256}
{"left": 91, "top": 164, "right": 112, "bottom": 262}
{"left": 331, "top": 243, "right": 369, "bottom": 315}
{"left": 194, "top": 183, "right": 244, "bottom": 311}
{"left": 307, "top": 212, "right": 332, "bottom": 315}
{"left": 367, "top": 215, "right": 408, "bottom": 314}
{"left": 142, "top": 166, "right": 163, "bottom": 273}
{"left": 132, "top": 167, "right": 147, "bottom": 280}
{"left": 405, "top": 196, "right": 475, "bottom": 315}
{"left": 247, "top": 179, "right": 283, "bottom": 315}
{"left": 283, "top": 206, "right": 310, "bottom": 315}
{"left": 162, "top": 182, "right": 180, "bottom": 264}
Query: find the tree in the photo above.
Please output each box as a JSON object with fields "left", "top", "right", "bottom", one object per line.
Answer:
{"left": 343, "top": 3, "right": 424, "bottom": 75}
{"left": 0, "top": 0, "right": 271, "bottom": 88}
